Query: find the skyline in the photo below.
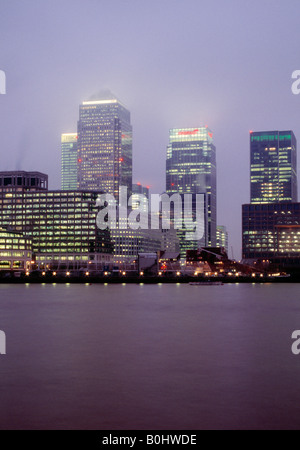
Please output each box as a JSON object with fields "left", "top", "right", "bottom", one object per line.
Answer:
{"left": 1, "top": 0, "right": 300, "bottom": 259}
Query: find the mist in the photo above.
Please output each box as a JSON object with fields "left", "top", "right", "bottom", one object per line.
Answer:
{"left": 0, "top": 0, "right": 300, "bottom": 258}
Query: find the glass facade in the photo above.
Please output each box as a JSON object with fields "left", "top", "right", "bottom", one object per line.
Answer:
{"left": 242, "top": 203, "right": 300, "bottom": 263}
{"left": 243, "top": 129, "right": 299, "bottom": 266}
{"left": 61, "top": 133, "right": 78, "bottom": 191}
{"left": 111, "top": 229, "right": 162, "bottom": 263}
{"left": 250, "top": 131, "right": 297, "bottom": 203}
{"left": 166, "top": 127, "right": 216, "bottom": 254}
{"left": 216, "top": 225, "right": 228, "bottom": 254}
{"left": 132, "top": 183, "right": 149, "bottom": 212}
{"left": 0, "top": 229, "right": 32, "bottom": 271}
{"left": 77, "top": 97, "right": 132, "bottom": 198}
{"left": 0, "top": 172, "right": 113, "bottom": 267}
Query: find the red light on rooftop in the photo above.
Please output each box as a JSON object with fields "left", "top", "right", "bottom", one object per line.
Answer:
{"left": 171, "top": 183, "right": 175, "bottom": 186}
{"left": 178, "top": 129, "right": 199, "bottom": 136}
{"left": 78, "top": 158, "right": 82, "bottom": 163}
{"left": 208, "top": 132, "right": 213, "bottom": 138}
{"left": 146, "top": 185, "right": 150, "bottom": 189}
{"left": 137, "top": 182, "right": 141, "bottom": 185}
{"left": 119, "top": 157, "right": 124, "bottom": 162}
{"left": 249, "top": 130, "right": 253, "bottom": 134}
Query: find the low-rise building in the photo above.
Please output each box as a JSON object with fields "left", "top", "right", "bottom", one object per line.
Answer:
{"left": 0, "top": 228, "right": 32, "bottom": 272}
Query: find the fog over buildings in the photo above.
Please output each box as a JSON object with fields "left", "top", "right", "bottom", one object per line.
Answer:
{"left": 1, "top": 0, "right": 300, "bottom": 258}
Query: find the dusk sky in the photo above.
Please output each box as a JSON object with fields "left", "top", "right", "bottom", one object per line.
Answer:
{"left": 1, "top": 0, "right": 300, "bottom": 258}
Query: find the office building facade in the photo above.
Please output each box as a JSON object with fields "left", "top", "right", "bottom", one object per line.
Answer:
{"left": 0, "top": 171, "right": 113, "bottom": 270}
{"left": 0, "top": 229, "right": 32, "bottom": 272}
{"left": 216, "top": 225, "right": 228, "bottom": 254}
{"left": 77, "top": 94, "right": 132, "bottom": 198}
{"left": 250, "top": 131, "right": 297, "bottom": 203}
{"left": 0, "top": 171, "right": 48, "bottom": 191}
{"left": 132, "top": 183, "right": 149, "bottom": 197}
{"left": 111, "top": 229, "right": 162, "bottom": 264}
{"left": 61, "top": 133, "right": 78, "bottom": 191}
{"left": 242, "top": 203, "right": 300, "bottom": 265}
{"left": 166, "top": 127, "right": 216, "bottom": 254}
{"left": 132, "top": 183, "right": 149, "bottom": 211}
{"left": 243, "top": 129, "right": 299, "bottom": 267}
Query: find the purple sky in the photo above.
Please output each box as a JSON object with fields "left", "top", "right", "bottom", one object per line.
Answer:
{"left": 1, "top": 0, "right": 300, "bottom": 258}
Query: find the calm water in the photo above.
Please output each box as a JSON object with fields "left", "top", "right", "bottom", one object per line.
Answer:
{"left": 0, "top": 282, "right": 300, "bottom": 430}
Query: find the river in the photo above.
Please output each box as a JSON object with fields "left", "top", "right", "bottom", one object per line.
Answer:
{"left": 0, "top": 283, "right": 299, "bottom": 430}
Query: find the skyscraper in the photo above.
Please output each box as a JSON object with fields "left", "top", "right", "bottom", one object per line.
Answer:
{"left": 243, "top": 130, "right": 300, "bottom": 267}
{"left": 250, "top": 130, "right": 297, "bottom": 203}
{"left": 61, "top": 133, "right": 78, "bottom": 191}
{"left": 77, "top": 93, "right": 132, "bottom": 198}
{"left": 166, "top": 127, "right": 216, "bottom": 249}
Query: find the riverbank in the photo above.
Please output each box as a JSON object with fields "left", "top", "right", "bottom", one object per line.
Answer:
{"left": 0, "top": 274, "right": 298, "bottom": 284}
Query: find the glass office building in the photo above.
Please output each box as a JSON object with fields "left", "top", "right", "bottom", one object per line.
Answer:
{"left": 216, "top": 225, "right": 228, "bottom": 254}
{"left": 111, "top": 229, "right": 162, "bottom": 263}
{"left": 61, "top": 133, "right": 78, "bottom": 191}
{"left": 0, "top": 171, "right": 113, "bottom": 269}
{"left": 132, "top": 183, "right": 149, "bottom": 212}
{"left": 166, "top": 127, "right": 216, "bottom": 254}
{"left": 132, "top": 183, "right": 149, "bottom": 197}
{"left": 250, "top": 131, "right": 297, "bottom": 203}
{"left": 77, "top": 94, "right": 132, "bottom": 198}
{"left": 243, "top": 129, "right": 299, "bottom": 267}
{"left": 242, "top": 203, "right": 300, "bottom": 265}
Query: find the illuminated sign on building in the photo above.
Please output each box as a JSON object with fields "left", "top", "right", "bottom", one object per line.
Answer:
{"left": 178, "top": 129, "right": 199, "bottom": 136}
